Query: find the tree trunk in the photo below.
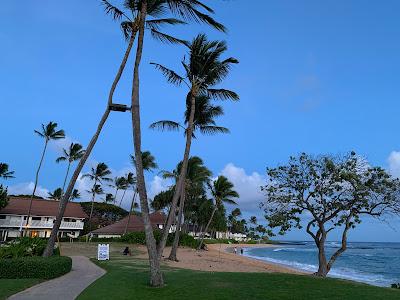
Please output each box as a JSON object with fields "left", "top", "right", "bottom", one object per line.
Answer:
{"left": 114, "top": 188, "right": 119, "bottom": 205}
{"left": 61, "top": 161, "right": 71, "bottom": 194}
{"left": 88, "top": 180, "right": 97, "bottom": 233}
{"left": 119, "top": 189, "right": 127, "bottom": 206}
{"left": 24, "top": 140, "right": 48, "bottom": 235}
{"left": 124, "top": 190, "right": 137, "bottom": 235}
{"left": 197, "top": 206, "right": 217, "bottom": 250}
{"left": 168, "top": 184, "right": 186, "bottom": 261}
{"left": 43, "top": 27, "right": 137, "bottom": 258}
{"left": 158, "top": 91, "right": 197, "bottom": 259}
{"left": 315, "top": 244, "right": 329, "bottom": 277}
{"left": 130, "top": 2, "right": 163, "bottom": 287}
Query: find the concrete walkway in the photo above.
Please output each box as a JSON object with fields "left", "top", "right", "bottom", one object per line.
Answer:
{"left": 8, "top": 256, "right": 105, "bottom": 300}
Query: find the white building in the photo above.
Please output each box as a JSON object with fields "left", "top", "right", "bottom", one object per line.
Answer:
{"left": 0, "top": 197, "right": 87, "bottom": 241}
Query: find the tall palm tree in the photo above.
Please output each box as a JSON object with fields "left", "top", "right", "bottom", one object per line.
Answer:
{"left": 124, "top": 151, "right": 157, "bottom": 234}
{"left": 113, "top": 176, "right": 128, "bottom": 204}
{"left": 198, "top": 176, "right": 239, "bottom": 249}
{"left": 151, "top": 34, "right": 238, "bottom": 259}
{"left": 160, "top": 156, "right": 211, "bottom": 261}
{"left": 82, "top": 163, "right": 112, "bottom": 230}
{"left": 48, "top": 188, "right": 63, "bottom": 201}
{"left": 26, "top": 122, "right": 65, "bottom": 230}
{"left": 0, "top": 163, "right": 15, "bottom": 179}
{"left": 119, "top": 172, "right": 136, "bottom": 206}
{"left": 70, "top": 189, "right": 81, "bottom": 202}
{"left": 56, "top": 143, "right": 85, "bottom": 194}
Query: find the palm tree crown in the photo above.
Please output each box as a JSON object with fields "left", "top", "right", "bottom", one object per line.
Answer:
{"left": 48, "top": 188, "right": 63, "bottom": 201}
{"left": 56, "top": 143, "right": 85, "bottom": 164}
{"left": 82, "top": 163, "right": 112, "bottom": 183}
{"left": 208, "top": 175, "right": 239, "bottom": 207}
{"left": 34, "top": 121, "right": 65, "bottom": 142}
{"left": 0, "top": 163, "right": 15, "bottom": 179}
{"left": 130, "top": 151, "right": 158, "bottom": 172}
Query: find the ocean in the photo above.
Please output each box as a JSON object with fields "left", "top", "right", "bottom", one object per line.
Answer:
{"left": 244, "top": 241, "right": 400, "bottom": 287}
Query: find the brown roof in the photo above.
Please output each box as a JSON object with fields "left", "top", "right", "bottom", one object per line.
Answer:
{"left": 0, "top": 197, "right": 87, "bottom": 218}
{"left": 91, "top": 212, "right": 166, "bottom": 235}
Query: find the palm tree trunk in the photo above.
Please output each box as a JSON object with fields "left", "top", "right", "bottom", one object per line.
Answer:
{"left": 168, "top": 184, "right": 186, "bottom": 261}
{"left": 158, "top": 91, "right": 197, "bottom": 259}
{"left": 130, "top": 1, "right": 163, "bottom": 287}
{"left": 118, "top": 189, "right": 127, "bottom": 206}
{"left": 114, "top": 188, "right": 119, "bottom": 205}
{"left": 61, "top": 161, "right": 71, "bottom": 194}
{"left": 197, "top": 206, "right": 217, "bottom": 250}
{"left": 88, "top": 180, "right": 97, "bottom": 233}
{"left": 124, "top": 190, "right": 137, "bottom": 235}
{"left": 25, "top": 140, "right": 48, "bottom": 235}
{"left": 43, "top": 28, "right": 137, "bottom": 258}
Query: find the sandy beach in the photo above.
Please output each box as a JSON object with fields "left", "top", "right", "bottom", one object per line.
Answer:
{"left": 136, "top": 244, "right": 305, "bottom": 274}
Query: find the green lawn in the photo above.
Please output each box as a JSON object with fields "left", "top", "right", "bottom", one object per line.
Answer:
{"left": 78, "top": 256, "right": 400, "bottom": 300}
{"left": 0, "top": 279, "right": 42, "bottom": 300}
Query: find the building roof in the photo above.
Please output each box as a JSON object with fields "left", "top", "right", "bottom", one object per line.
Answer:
{"left": 0, "top": 197, "right": 87, "bottom": 218}
{"left": 91, "top": 211, "right": 166, "bottom": 235}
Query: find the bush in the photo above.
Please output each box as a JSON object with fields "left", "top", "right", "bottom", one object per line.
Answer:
{"left": 119, "top": 231, "right": 197, "bottom": 249}
{"left": 0, "top": 237, "right": 48, "bottom": 259}
{"left": 391, "top": 283, "right": 400, "bottom": 289}
{"left": 0, "top": 256, "right": 72, "bottom": 279}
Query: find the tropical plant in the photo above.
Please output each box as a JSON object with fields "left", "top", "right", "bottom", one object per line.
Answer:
{"left": 0, "top": 163, "right": 15, "bottom": 179}
{"left": 151, "top": 34, "right": 238, "bottom": 261}
{"left": 119, "top": 172, "right": 136, "bottom": 206}
{"left": 48, "top": 188, "right": 63, "bottom": 201}
{"left": 198, "top": 176, "right": 239, "bottom": 249}
{"left": 26, "top": 122, "right": 65, "bottom": 230}
{"left": 105, "top": 193, "right": 115, "bottom": 203}
{"left": 113, "top": 176, "right": 128, "bottom": 205}
{"left": 70, "top": 189, "right": 81, "bottom": 202}
{"left": 82, "top": 163, "right": 112, "bottom": 230}
{"left": 56, "top": 143, "right": 85, "bottom": 194}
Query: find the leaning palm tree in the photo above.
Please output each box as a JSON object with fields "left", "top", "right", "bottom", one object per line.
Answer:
{"left": 56, "top": 143, "right": 85, "bottom": 194}
{"left": 113, "top": 176, "right": 128, "bottom": 205}
{"left": 124, "top": 151, "right": 157, "bottom": 234}
{"left": 43, "top": 0, "right": 198, "bottom": 259}
{"left": 26, "top": 122, "right": 65, "bottom": 230}
{"left": 82, "top": 163, "right": 112, "bottom": 230}
{"left": 150, "top": 34, "right": 239, "bottom": 259}
{"left": 160, "top": 156, "right": 211, "bottom": 261}
{"left": 119, "top": 172, "right": 136, "bottom": 206}
{"left": 0, "top": 163, "right": 15, "bottom": 179}
{"left": 48, "top": 188, "right": 63, "bottom": 201}
{"left": 198, "top": 176, "right": 239, "bottom": 249}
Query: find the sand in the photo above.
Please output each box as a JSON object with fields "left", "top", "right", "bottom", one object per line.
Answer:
{"left": 137, "top": 244, "right": 305, "bottom": 274}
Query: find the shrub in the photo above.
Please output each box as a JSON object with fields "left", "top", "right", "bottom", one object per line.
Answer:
{"left": 119, "top": 231, "right": 197, "bottom": 248}
{"left": 0, "top": 256, "right": 72, "bottom": 279}
{"left": 0, "top": 237, "right": 48, "bottom": 259}
{"left": 391, "top": 283, "right": 400, "bottom": 289}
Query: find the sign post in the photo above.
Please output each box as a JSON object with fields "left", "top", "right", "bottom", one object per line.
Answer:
{"left": 97, "top": 244, "right": 110, "bottom": 260}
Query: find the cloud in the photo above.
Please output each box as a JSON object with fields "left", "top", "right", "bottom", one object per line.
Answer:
{"left": 388, "top": 151, "right": 400, "bottom": 178}
{"left": 148, "top": 176, "right": 173, "bottom": 200}
{"left": 219, "top": 163, "right": 265, "bottom": 214}
{"left": 8, "top": 182, "right": 50, "bottom": 198}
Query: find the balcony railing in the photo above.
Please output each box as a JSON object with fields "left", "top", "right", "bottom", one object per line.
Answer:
{"left": 0, "top": 219, "right": 84, "bottom": 229}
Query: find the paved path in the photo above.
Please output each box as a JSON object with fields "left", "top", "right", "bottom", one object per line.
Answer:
{"left": 8, "top": 256, "right": 105, "bottom": 300}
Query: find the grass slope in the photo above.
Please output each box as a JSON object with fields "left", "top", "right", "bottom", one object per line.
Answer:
{"left": 0, "top": 279, "right": 42, "bottom": 300}
{"left": 78, "top": 256, "right": 400, "bottom": 300}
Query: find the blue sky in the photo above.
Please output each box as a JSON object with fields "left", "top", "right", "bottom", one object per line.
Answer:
{"left": 1, "top": 0, "right": 400, "bottom": 242}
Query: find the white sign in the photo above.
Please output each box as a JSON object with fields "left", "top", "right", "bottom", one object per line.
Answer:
{"left": 97, "top": 244, "right": 109, "bottom": 261}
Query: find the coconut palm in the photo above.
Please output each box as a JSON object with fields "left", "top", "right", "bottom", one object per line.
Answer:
{"left": 48, "top": 188, "right": 63, "bottom": 201}
{"left": 198, "top": 176, "right": 239, "bottom": 249}
{"left": 70, "top": 189, "right": 81, "bottom": 202}
{"left": 119, "top": 172, "right": 136, "bottom": 206}
{"left": 0, "top": 163, "right": 15, "bottom": 179}
{"left": 151, "top": 34, "right": 238, "bottom": 258}
{"left": 26, "top": 122, "right": 65, "bottom": 230}
{"left": 113, "top": 176, "right": 128, "bottom": 205}
{"left": 124, "top": 152, "right": 157, "bottom": 234}
{"left": 82, "top": 163, "right": 112, "bottom": 230}
{"left": 56, "top": 143, "right": 85, "bottom": 194}
{"left": 104, "top": 193, "right": 115, "bottom": 203}
{"left": 160, "top": 156, "right": 211, "bottom": 261}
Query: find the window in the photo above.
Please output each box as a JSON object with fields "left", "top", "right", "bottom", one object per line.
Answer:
{"left": 32, "top": 217, "right": 41, "bottom": 221}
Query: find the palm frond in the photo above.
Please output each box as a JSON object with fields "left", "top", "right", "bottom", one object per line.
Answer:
{"left": 146, "top": 18, "right": 186, "bottom": 30}
{"left": 199, "top": 125, "right": 229, "bottom": 135}
{"left": 149, "top": 120, "right": 182, "bottom": 131}
{"left": 150, "top": 29, "right": 188, "bottom": 45}
{"left": 207, "top": 89, "right": 239, "bottom": 101}
{"left": 150, "top": 62, "right": 185, "bottom": 86}
{"left": 56, "top": 157, "right": 67, "bottom": 163}
{"left": 101, "top": 0, "right": 125, "bottom": 20}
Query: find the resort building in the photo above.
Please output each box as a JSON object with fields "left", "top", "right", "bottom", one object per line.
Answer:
{"left": 0, "top": 197, "right": 87, "bottom": 241}
{"left": 91, "top": 211, "right": 169, "bottom": 238}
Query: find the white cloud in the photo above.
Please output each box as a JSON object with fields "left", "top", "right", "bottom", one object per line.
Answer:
{"left": 219, "top": 163, "right": 265, "bottom": 214}
{"left": 8, "top": 182, "right": 50, "bottom": 198}
{"left": 148, "top": 176, "right": 173, "bottom": 200}
{"left": 388, "top": 151, "right": 400, "bottom": 178}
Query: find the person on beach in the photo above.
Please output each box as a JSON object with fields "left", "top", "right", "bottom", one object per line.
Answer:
{"left": 234, "top": 247, "right": 237, "bottom": 254}
{"left": 240, "top": 248, "right": 243, "bottom": 255}
{"left": 123, "top": 246, "right": 132, "bottom": 256}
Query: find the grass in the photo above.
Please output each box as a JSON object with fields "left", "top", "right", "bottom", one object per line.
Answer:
{"left": 0, "top": 279, "right": 43, "bottom": 300}
{"left": 78, "top": 255, "right": 400, "bottom": 300}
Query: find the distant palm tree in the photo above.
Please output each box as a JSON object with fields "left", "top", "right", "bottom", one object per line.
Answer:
{"left": 124, "top": 151, "right": 157, "bottom": 235}
{"left": 150, "top": 34, "right": 239, "bottom": 256}
{"left": 104, "top": 193, "right": 114, "bottom": 203}
{"left": 0, "top": 163, "right": 15, "bottom": 179}
{"left": 250, "top": 216, "right": 257, "bottom": 225}
{"left": 26, "top": 122, "right": 65, "bottom": 231}
{"left": 48, "top": 188, "right": 63, "bottom": 201}
{"left": 198, "top": 176, "right": 239, "bottom": 249}
{"left": 70, "top": 189, "right": 81, "bottom": 202}
{"left": 113, "top": 176, "right": 127, "bottom": 205}
{"left": 82, "top": 163, "right": 112, "bottom": 230}
{"left": 119, "top": 172, "right": 135, "bottom": 206}
{"left": 56, "top": 143, "right": 85, "bottom": 194}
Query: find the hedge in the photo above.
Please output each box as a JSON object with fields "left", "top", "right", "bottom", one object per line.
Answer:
{"left": 0, "top": 256, "right": 72, "bottom": 279}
